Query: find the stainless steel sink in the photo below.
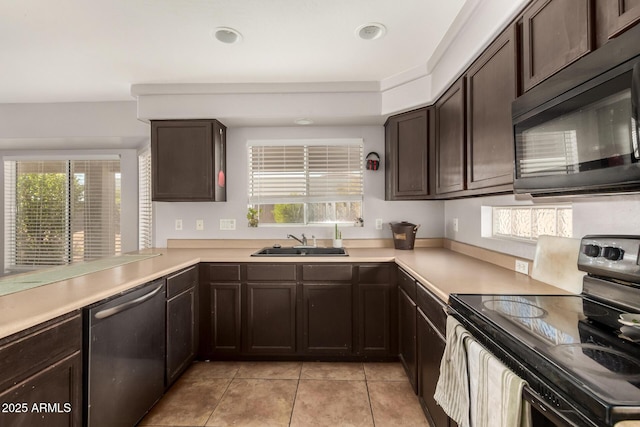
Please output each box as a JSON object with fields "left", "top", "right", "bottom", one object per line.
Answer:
{"left": 251, "top": 247, "right": 348, "bottom": 257}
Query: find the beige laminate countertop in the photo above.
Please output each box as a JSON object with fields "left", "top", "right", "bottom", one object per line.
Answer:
{"left": 0, "top": 246, "right": 569, "bottom": 340}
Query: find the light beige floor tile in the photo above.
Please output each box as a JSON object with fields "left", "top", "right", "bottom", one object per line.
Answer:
{"left": 300, "top": 362, "right": 365, "bottom": 381}
{"left": 235, "top": 361, "right": 302, "bottom": 380}
{"left": 180, "top": 361, "right": 241, "bottom": 381}
{"left": 138, "top": 377, "right": 230, "bottom": 426}
{"left": 363, "top": 362, "right": 407, "bottom": 381}
{"left": 206, "top": 379, "right": 297, "bottom": 427}
{"left": 290, "top": 380, "right": 373, "bottom": 427}
{"left": 367, "top": 381, "right": 429, "bottom": 427}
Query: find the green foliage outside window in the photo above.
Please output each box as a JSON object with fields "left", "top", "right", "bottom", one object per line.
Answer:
{"left": 16, "top": 173, "right": 82, "bottom": 265}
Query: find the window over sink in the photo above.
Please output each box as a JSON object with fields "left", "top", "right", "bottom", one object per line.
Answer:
{"left": 247, "top": 139, "right": 363, "bottom": 226}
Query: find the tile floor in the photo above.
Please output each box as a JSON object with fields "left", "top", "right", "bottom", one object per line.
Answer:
{"left": 138, "top": 361, "right": 429, "bottom": 427}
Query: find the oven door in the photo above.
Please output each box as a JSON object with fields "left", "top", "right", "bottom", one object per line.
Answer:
{"left": 449, "top": 309, "right": 600, "bottom": 427}
{"left": 513, "top": 56, "right": 640, "bottom": 196}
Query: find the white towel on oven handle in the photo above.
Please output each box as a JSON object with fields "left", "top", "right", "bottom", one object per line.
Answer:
{"left": 466, "top": 338, "right": 532, "bottom": 427}
{"left": 434, "top": 316, "right": 472, "bottom": 427}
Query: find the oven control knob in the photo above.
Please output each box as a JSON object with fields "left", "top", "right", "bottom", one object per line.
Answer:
{"left": 602, "top": 246, "right": 624, "bottom": 261}
{"left": 583, "top": 244, "right": 601, "bottom": 257}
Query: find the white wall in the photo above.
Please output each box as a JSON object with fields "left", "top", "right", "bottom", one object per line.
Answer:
{"left": 153, "top": 125, "right": 445, "bottom": 247}
{"left": 444, "top": 194, "right": 640, "bottom": 260}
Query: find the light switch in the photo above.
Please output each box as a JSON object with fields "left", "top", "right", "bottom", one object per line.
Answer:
{"left": 196, "top": 219, "right": 204, "bottom": 231}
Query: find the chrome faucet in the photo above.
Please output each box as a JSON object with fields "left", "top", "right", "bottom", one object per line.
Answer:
{"left": 287, "top": 233, "right": 316, "bottom": 247}
{"left": 287, "top": 233, "right": 307, "bottom": 246}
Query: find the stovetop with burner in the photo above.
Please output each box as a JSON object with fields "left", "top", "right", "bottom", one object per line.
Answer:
{"left": 449, "top": 235, "right": 640, "bottom": 426}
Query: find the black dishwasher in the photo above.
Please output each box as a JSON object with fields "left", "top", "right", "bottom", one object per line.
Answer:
{"left": 84, "top": 278, "right": 166, "bottom": 427}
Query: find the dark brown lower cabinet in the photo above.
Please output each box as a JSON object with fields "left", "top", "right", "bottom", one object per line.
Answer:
{"left": 245, "top": 283, "right": 297, "bottom": 354}
{"left": 0, "top": 312, "right": 82, "bottom": 427}
{"left": 398, "top": 287, "right": 418, "bottom": 393}
{"left": 358, "top": 264, "right": 397, "bottom": 357}
{"left": 198, "top": 262, "right": 396, "bottom": 360}
{"left": 358, "top": 282, "right": 396, "bottom": 356}
{"left": 166, "top": 267, "right": 198, "bottom": 386}
{"left": 301, "top": 283, "right": 352, "bottom": 355}
{"left": 199, "top": 264, "right": 242, "bottom": 359}
{"left": 208, "top": 283, "right": 242, "bottom": 356}
{"left": 417, "top": 308, "right": 449, "bottom": 427}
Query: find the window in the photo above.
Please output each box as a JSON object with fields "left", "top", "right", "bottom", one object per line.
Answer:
{"left": 138, "top": 150, "right": 152, "bottom": 249}
{"left": 248, "top": 139, "right": 363, "bottom": 225}
{"left": 4, "top": 158, "right": 121, "bottom": 272}
{"left": 486, "top": 205, "right": 572, "bottom": 241}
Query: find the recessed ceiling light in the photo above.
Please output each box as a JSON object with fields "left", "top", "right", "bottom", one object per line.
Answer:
{"left": 294, "top": 118, "right": 314, "bottom": 125}
{"left": 355, "top": 23, "right": 386, "bottom": 41}
{"left": 212, "top": 27, "right": 243, "bottom": 44}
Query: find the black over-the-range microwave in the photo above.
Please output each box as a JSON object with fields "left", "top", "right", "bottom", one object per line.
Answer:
{"left": 512, "top": 23, "right": 640, "bottom": 197}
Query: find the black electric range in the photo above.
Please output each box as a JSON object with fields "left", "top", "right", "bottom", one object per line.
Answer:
{"left": 449, "top": 235, "right": 640, "bottom": 427}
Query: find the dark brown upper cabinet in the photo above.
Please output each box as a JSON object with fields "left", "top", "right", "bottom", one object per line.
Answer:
{"left": 465, "top": 25, "right": 517, "bottom": 191}
{"left": 151, "top": 119, "right": 226, "bottom": 202}
{"left": 608, "top": 0, "right": 640, "bottom": 37}
{"left": 385, "top": 108, "right": 430, "bottom": 200}
{"left": 522, "top": 0, "right": 593, "bottom": 92}
{"left": 434, "top": 77, "right": 466, "bottom": 195}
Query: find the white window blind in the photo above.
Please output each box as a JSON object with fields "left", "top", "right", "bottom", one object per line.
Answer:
{"left": 4, "top": 159, "right": 121, "bottom": 271}
{"left": 138, "top": 150, "right": 153, "bottom": 249}
{"left": 516, "top": 130, "right": 579, "bottom": 178}
{"left": 248, "top": 140, "right": 363, "bottom": 224}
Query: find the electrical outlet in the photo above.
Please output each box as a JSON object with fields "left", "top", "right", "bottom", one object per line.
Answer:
{"left": 375, "top": 218, "right": 383, "bottom": 230}
{"left": 452, "top": 218, "right": 459, "bottom": 233}
{"left": 175, "top": 219, "right": 183, "bottom": 231}
{"left": 196, "top": 219, "right": 204, "bottom": 231}
{"left": 220, "top": 219, "right": 236, "bottom": 230}
{"left": 515, "top": 260, "right": 529, "bottom": 275}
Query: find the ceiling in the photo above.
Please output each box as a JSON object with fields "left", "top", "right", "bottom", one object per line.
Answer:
{"left": 0, "top": 0, "right": 467, "bottom": 104}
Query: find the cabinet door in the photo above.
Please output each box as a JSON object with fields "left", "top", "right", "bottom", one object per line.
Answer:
{"left": 466, "top": 26, "right": 517, "bottom": 190}
{"left": 0, "top": 352, "right": 82, "bottom": 427}
{"left": 398, "top": 287, "right": 418, "bottom": 393}
{"left": 245, "top": 283, "right": 297, "bottom": 354}
{"left": 607, "top": 0, "right": 640, "bottom": 37}
{"left": 151, "top": 120, "right": 226, "bottom": 201}
{"left": 417, "top": 308, "right": 449, "bottom": 427}
{"left": 166, "top": 286, "right": 197, "bottom": 386}
{"left": 301, "top": 283, "right": 352, "bottom": 355}
{"left": 385, "top": 108, "right": 430, "bottom": 200}
{"left": 522, "top": 0, "right": 593, "bottom": 91}
{"left": 435, "top": 77, "right": 466, "bottom": 195}
{"left": 208, "top": 283, "right": 242, "bottom": 356}
{"left": 358, "top": 283, "right": 395, "bottom": 356}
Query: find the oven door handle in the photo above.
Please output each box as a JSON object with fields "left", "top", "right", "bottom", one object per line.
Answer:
{"left": 632, "top": 61, "right": 640, "bottom": 160}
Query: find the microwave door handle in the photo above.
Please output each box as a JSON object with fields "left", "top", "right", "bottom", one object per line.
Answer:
{"left": 633, "top": 62, "right": 640, "bottom": 160}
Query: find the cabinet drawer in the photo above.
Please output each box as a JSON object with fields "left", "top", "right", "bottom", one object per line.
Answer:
{"left": 358, "top": 264, "right": 392, "bottom": 284}
{"left": 247, "top": 264, "right": 296, "bottom": 281}
{"left": 302, "top": 264, "right": 352, "bottom": 282}
{"left": 0, "top": 312, "right": 81, "bottom": 392}
{"left": 167, "top": 265, "right": 197, "bottom": 298}
{"left": 203, "top": 264, "right": 241, "bottom": 282}
{"left": 416, "top": 284, "right": 447, "bottom": 336}
{"left": 397, "top": 269, "right": 417, "bottom": 300}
